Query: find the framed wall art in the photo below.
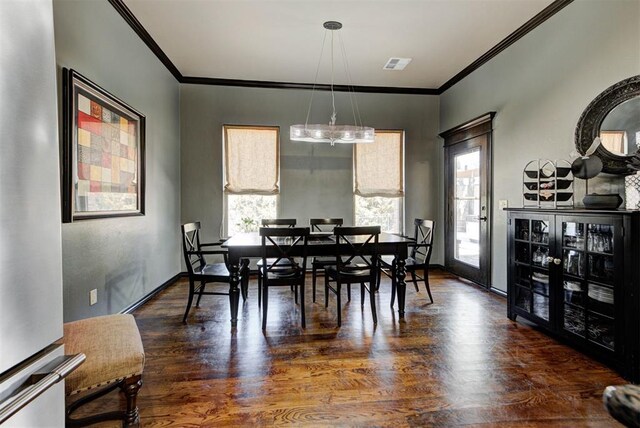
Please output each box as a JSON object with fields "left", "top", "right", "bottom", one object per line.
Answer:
{"left": 62, "top": 68, "right": 145, "bottom": 222}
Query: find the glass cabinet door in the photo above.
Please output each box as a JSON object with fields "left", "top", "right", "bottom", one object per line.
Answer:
{"left": 559, "top": 218, "right": 618, "bottom": 352}
{"left": 512, "top": 217, "right": 552, "bottom": 322}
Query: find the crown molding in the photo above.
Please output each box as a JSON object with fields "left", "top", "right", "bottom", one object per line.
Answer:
{"left": 438, "top": 0, "right": 574, "bottom": 93}
{"left": 110, "top": 0, "right": 574, "bottom": 96}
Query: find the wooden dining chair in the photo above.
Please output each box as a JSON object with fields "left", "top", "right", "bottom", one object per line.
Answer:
{"left": 260, "top": 227, "right": 310, "bottom": 329}
{"left": 325, "top": 226, "right": 380, "bottom": 327}
{"left": 257, "top": 218, "right": 297, "bottom": 307}
{"left": 181, "top": 222, "right": 249, "bottom": 323}
{"left": 378, "top": 219, "right": 435, "bottom": 307}
{"left": 309, "top": 218, "right": 343, "bottom": 302}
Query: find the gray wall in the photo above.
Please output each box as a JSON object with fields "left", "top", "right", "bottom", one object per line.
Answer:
{"left": 440, "top": 0, "right": 640, "bottom": 292}
{"left": 180, "top": 85, "right": 443, "bottom": 263}
{"left": 0, "top": 0, "right": 64, "bottom": 374}
{"left": 53, "top": 0, "right": 181, "bottom": 321}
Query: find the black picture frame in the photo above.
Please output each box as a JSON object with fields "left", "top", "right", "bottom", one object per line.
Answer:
{"left": 62, "top": 68, "right": 145, "bottom": 222}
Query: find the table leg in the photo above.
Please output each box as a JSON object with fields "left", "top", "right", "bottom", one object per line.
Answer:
{"left": 396, "top": 257, "right": 407, "bottom": 319}
{"left": 228, "top": 260, "right": 241, "bottom": 327}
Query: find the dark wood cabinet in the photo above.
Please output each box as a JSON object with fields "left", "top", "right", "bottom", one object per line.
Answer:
{"left": 506, "top": 208, "right": 640, "bottom": 381}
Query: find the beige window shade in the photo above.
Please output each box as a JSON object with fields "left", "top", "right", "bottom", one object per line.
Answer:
{"left": 354, "top": 130, "right": 404, "bottom": 197}
{"left": 224, "top": 126, "right": 280, "bottom": 194}
{"left": 600, "top": 131, "right": 627, "bottom": 154}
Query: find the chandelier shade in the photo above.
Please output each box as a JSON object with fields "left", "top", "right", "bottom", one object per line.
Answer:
{"left": 290, "top": 124, "right": 375, "bottom": 144}
{"left": 290, "top": 21, "right": 374, "bottom": 146}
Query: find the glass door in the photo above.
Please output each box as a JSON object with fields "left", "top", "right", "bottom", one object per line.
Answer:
{"left": 559, "top": 217, "right": 620, "bottom": 353}
{"left": 444, "top": 129, "right": 491, "bottom": 287}
{"left": 511, "top": 216, "right": 553, "bottom": 325}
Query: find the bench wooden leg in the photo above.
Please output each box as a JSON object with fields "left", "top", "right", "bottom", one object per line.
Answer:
{"left": 121, "top": 375, "right": 142, "bottom": 426}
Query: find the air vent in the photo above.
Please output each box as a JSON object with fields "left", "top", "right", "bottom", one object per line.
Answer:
{"left": 383, "top": 57, "right": 412, "bottom": 71}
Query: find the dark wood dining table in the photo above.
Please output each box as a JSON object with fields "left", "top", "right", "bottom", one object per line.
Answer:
{"left": 222, "top": 231, "right": 413, "bottom": 326}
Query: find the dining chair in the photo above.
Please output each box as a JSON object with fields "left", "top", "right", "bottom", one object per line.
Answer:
{"left": 257, "top": 219, "right": 297, "bottom": 308}
{"left": 309, "top": 218, "right": 343, "bottom": 302}
{"left": 181, "top": 222, "right": 249, "bottom": 323}
{"left": 259, "top": 227, "right": 310, "bottom": 329}
{"left": 325, "top": 226, "right": 380, "bottom": 327}
{"left": 378, "top": 219, "right": 435, "bottom": 307}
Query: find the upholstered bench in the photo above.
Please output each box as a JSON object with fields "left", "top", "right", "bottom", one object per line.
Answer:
{"left": 63, "top": 314, "right": 145, "bottom": 427}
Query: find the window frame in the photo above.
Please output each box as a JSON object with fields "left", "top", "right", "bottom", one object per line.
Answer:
{"left": 222, "top": 124, "right": 280, "bottom": 237}
{"left": 353, "top": 129, "right": 405, "bottom": 234}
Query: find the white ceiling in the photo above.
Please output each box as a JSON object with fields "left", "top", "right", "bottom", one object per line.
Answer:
{"left": 124, "top": 0, "right": 555, "bottom": 89}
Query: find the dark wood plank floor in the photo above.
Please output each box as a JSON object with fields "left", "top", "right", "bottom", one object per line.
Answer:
{"left": 81, "top": 269, "right": 624, "bottom": 426}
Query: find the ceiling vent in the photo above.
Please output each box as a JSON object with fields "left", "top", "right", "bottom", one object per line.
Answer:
{"left": 383, "top": 57, "right": 412, "bottom": 71}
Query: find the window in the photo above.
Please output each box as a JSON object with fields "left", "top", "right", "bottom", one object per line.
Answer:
{"left": 354, "top": 130, "right": 404, "bottom": 233}
{"left": 223, "top": 126, "right": 279, "bottom": 236}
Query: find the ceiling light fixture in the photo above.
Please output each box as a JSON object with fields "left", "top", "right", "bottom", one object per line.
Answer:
{"left": 290, "top": 21, "right": 374, "bottom": 146}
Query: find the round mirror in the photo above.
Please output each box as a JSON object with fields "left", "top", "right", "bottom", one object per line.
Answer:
{"left": 575, "top": 75, "right": 640, "bottom": 175}
{"left": 599, "top": 97, "right": 640, "bottom": 156}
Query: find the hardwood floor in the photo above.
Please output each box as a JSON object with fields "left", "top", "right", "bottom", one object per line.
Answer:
{"left": 79, "top": 269, "right": 623, "bottom": 426}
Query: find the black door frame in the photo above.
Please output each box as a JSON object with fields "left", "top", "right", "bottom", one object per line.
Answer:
{"left": 440, "top": 112, "right": 495, "bottom": 289}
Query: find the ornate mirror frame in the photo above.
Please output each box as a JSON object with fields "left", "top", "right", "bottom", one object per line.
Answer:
{"left": 575, "top": 75, "right": 640, "bottom": 175}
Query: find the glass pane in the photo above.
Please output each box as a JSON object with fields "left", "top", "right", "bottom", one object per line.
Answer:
{"left": 588, "top": 313, "right": 615, "bottom": 350}
{"left": 515, "top": 219, "right": 530, "bottom": 241}
{"left": 531, "top": 245, "right": 549, "bottom": 268}
{"left": 587, "top": 224, "right": 614, "bottom": 254}
{"left": 563, "top": 249, "right": 584, "bottom": 277}
{"left": 515, "top": 241, "right": 529, "bottom": 264}
{"left": 531, "top": 270, "right": 549, "bottom": 295}
{"left": 564, "top": 305, "right": 585, "bottom": 337}
{"left": 454, "top": 149, "right": 480, "bottom": 267}
{"left": 531, "top": 220, "right": 549, "bottom": 244}
{"left": 588, "top": 283, "right": 614, "bottom": 317}
{"left": 588, "top": 254, "right": 615, "bottom": 284}
{"left": 227, "top": 194, "right": 277, "bottom": 236}
{"left": 515, "top": 264, "right": 531, "bottom": 287}
{"left": 563, "top": 222, "right": 585, "bottom": 250}
{"left": 564, "top": 280, "right": 585, "bottom": 307}
{"left": 515, "top": 288, "right": 531, "bottom": 313}
{"left": 533, "top": 294, "right": 549, "bottom": 321}
{"left": 354, "top": 195, "right": 402, "bottom": 233}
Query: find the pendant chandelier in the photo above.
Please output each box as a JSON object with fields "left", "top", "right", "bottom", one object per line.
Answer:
{"left": 290, "top": 21, "right": 374, "bottom": 146}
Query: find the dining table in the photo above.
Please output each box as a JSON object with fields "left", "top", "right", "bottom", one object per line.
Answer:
{"left": 222, "top": 231, "right": 414, "bottom": 326}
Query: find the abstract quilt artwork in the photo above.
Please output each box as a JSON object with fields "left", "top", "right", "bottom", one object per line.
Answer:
{"left": 62, "top": 69, "right": 145, "bottom": 222}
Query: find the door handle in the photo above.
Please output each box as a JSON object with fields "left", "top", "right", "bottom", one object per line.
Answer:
{"left": 478, "top": 216, "right": 487, "bottom": 222}
{"left": 553, "top": 258, "right": 562, "bottom": 265}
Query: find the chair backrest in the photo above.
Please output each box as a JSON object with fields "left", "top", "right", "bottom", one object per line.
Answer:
{"left": 411, "top": 219, "right": 435, "bottom": 265}
{"left": 182, "top": 222, "right": 204, "bottom": 275}
{"left": 259, "top": 227, "right": 310, "bottom": 272}
{"left": 261, "top": 218, "right": 296, "bottom": 228}
{"left": 309, "top": 218, "right": 343, "bottom": 232}
{"left": 333, "top": 226, "right": 381, "bottom": 279}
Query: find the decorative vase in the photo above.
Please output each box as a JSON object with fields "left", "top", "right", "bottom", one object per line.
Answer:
{"left": 583, "top": 193, "right": 623, "bottom": 210}
{"left": 625, "top": 172, "right": 640, "bottom": 210}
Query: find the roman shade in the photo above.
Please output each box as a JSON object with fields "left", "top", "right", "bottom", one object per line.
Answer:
{"left": 224, "top": 126, "right": 279, "bottom": 194}
{"left": 354, "top": 130, "right": 404, "bottom": 197}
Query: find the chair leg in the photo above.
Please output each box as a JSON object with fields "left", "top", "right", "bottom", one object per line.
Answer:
{"left": 424, "top": 267, "right": 433, "bottom": 303}
{"left": 347, "top": 284, "right": 351, "bottom": 302}
{"left": 376, "top": 267, "right": 382, "bottom": 291}
{"left": 337, "top": 282, "right": 342, "bottom": 327}
{"left": 324, "top": 274, "right": 329, "bottom": 308}
{"left": 390, "top": 269, "right": 397, "bottom": 309}
{"left": 240, "top": 260, "right": 249, "bottom": 302}
{"left": 121, "top": 375, "right": 143, "bottom": 427}
{"left": 258, "top": 268, "right": 262, "bottom": 308}
{"left": 262, "top": 280, "right": 269, "bottom": 330}
{"left": 196, "top": 281, "right": 206, "bottom": 307}
{"left": 300, "top": 281, "right": 306, "bottom": 329}
{"left": 410, "top": 271, "right": 419, "bottom": 292}
{"left": 360, "top": 283, "right": 365, "bottom": 306}
{"left": 312, "top": 265, "right": 317, "bottom": 303}
{"left": 183, "top": 279, "right": 196, "bottom": 323}
{"left": 369, "top": 282, "right": 378, "bottom": 324}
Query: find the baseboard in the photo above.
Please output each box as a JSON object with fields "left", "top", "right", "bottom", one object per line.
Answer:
{"left": 120, "top": 272, "right": 183, "bottom": 314}
{"left": 490, "top": 287, "right": 507, "bottom": 298}
{"left": 429, "top": 263, "right": 445, "bottom": 270}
